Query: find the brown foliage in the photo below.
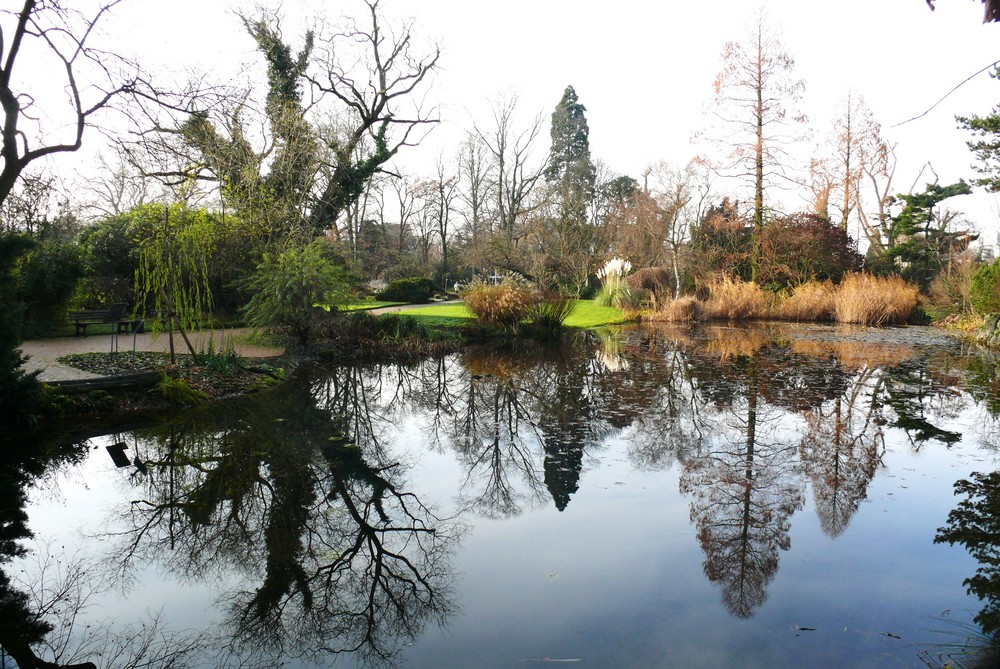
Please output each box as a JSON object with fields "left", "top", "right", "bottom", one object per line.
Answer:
{"left": 759, "top": 213, "right": 863, "bottom": 287}
{"left": 461, "top": 276, "right": 540, "bottom": 328}
{"left": 644, "top": 296, "right": 704, "bottom": 322}
{"left": 625, "top": 267, "right": 672, "bottom": 307}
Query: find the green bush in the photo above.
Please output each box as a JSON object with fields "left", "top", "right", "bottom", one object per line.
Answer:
{"left": 152, "top": 373, "right": 207, "bottom": 406}
{"left": 242, "top": 239, "right": 350, "bottom": 344}
{"left": 971, "top": 259, "right": 1000, "bottom": 315}
{"left": 77, "top": 213, "right": 144, "bottom": 306}
{"left": 0, "top": 234, "right": 45, "bottom": 436}
{"left": 14, "top": 241, "right": 85, "bottom": 334}
{"left": 376, "top": 277, "right": 435, "bottom": 303}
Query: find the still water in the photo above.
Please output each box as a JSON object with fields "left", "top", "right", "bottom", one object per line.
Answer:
{"left": 6, "top": 323, "right": 1000, "bottom": 668}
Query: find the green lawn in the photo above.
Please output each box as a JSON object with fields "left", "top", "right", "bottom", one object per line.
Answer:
{"left": 399, "top": 300, "right": 631, "bottom": 329}
{"left": 339, "top": 300, "right": 405, "bottom": 312}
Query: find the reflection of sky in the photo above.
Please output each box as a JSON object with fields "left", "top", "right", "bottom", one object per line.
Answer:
{"left": 17, "top": 435, "right": 238, "bottom": 638}
{"left": 402, "top": 416, "right": 987, "bottom": 668}
{"left": 14, "top": 331, "right": 1000, "bottom": 669}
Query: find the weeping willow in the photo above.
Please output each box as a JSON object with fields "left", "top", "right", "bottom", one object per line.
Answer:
{"left": 135, "top": 204, "right": 215, "bottom": 363}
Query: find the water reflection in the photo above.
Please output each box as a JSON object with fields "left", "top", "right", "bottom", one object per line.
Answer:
{"left": 107, "top": 377, "right": 458, "bottom": 667}
{"left": 7, "top": 323, "right": 1000, "bottom": 667}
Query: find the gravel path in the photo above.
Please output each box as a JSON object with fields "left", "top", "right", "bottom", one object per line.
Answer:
{"left": 19, "top": 329, "right": 284, "bottom": 382}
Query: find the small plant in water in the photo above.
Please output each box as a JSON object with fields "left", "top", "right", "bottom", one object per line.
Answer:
{"left": 152, "top": 373, "right": 208, "bottom": 406}
{"left": 596, "top": 257, "right": 632, "bottom": 308}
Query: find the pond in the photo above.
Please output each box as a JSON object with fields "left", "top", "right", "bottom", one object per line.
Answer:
{"left": 5, "top": 323, "right": 1000, "bottom": 668}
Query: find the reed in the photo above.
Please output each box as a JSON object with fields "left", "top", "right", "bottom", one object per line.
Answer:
{"left": 704, "top": 276, "right": 773, "bottom": 321}
{"left": 778, "top": 281, "right": 836, "bottom": 322}
{"left": 644, "top": 296, "right": 704, "bottom": 322}
{"left": 833, "top": 273, "right": 919, "bottom": 326}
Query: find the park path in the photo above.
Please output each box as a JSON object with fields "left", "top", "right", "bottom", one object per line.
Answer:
{"left": 19, "top": 303, "right": 461, "bottom": 382}
{"left": 366, "top": 299, "right": 461, "bottom": 316}
{"left": 19, "top": 329, "right": 284, "bottom": 382}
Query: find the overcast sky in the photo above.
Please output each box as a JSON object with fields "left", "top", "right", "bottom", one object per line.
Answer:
{"left": 65, "top": 0, "right": 1000, "bottom": 244}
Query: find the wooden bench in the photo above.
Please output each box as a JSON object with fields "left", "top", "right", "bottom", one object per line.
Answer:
{"left": 67, "top": 303, "right": 142, "bottom": 336}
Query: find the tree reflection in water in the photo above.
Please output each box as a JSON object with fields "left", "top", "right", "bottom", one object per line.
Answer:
{"left": 110, "top": 371, "right": 457, "bottom": 667}
{"left": 4, "top": 322, "right": 987, "bottom": 666}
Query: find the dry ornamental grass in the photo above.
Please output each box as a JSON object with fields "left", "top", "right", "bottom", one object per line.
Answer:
{"left": 641, "top": 273, "right": 919, "bottom": 327}
{"left": 704, "top": 276, "right": 773, "bottom": 321}
{"left": 833, "top": 274, "right": 919, "bottom": 326}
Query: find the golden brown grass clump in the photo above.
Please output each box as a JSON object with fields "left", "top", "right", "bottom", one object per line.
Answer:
{"left": 645, "top": 296, "right": 704, "bottom": 322}
{"left": 704, "top": 276, "right": 774, "bottom": 321}
{"left": 778, "top": 281, "right": 836, "bottom": 322}
{"left": 833, "top": 273, "right": 919, "bottom": 326}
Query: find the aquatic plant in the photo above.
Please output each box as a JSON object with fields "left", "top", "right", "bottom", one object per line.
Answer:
{"left": 645, "top": 296, "right": 703, "bottom": 322}
{"left": 529, "top": 292, "right": 576, "bottom": 331}
{"left": 777, "top": 280, "right": 836, "bottom": 322}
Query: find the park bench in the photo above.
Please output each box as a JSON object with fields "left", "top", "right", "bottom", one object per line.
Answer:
{"left": 67, "top": 303, "right": 143, "bottom": 336}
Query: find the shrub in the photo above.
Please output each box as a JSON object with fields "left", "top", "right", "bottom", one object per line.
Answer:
{"left": 833, "top": 273, "right": 919, "bottom": 325}
{"left": 777, "top": 281, "right": 836, "bottom": 322}
{"left": 971, "top": 259, "right": 1000, "bottom": 315}
{"left": 0, "top": 235, "right": 45, "bottom": 435}
{"left": 928, "top": 258, "right": 977, "bottom": 318}
{"left": 14, "top": 240, "right": 85, "bottom": 334}
{"left": 529, "top": 293, "right": 576, "bottom": 331}
{"left": 758, "top": 212, "right": 863, "bottom": 287}
{"left": 152, "top": 373, "right": 208, "bottom": 406}
{"left": 376, "top": 277, "right": 436, "bottom": 303}
{"left": 461, "top": 275, "right": 540, "bottom": 329}
{"left": 241, "top": 239, "right": 350, "bottom": 345}
{"left": 704, "top": 275, "right": 773, "bottom": 321}
{"left": 625, "top": 267, "right": 672, "bottom": 308}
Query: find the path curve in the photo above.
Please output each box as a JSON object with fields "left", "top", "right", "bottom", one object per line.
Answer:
{"left": 366, "top": 299, "right": 462, "bottom": 316}
{"left": 19, "top": 328, "right": 284, "bottom": 383}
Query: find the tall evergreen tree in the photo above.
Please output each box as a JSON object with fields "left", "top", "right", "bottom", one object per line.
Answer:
{"left": 537, "top": 86, "right": 597, "bottom": 291}
{"left": 546, "top": 85, "right": 596, "bottom": 197}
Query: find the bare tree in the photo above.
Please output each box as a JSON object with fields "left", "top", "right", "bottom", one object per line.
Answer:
{"left": 80, "top": 152, "right": 152, "bottom": 219}
{"left": 650, "top": 160, "right": 713, "bottom": 298}
{"left": 306, "top": 0, "right": 440, "bottom": 233}
{"left": 810, "top": 92, "right": 889, "bottom": 244}
{"left": 707, "top": 10, "right": 807, "bottom": 282}
{"left": 471, "top": 95, "right": 547, "bottom": 275}
{"left": 0, "top": 1, "right": 170, "bottom": 210}
{"left": 456, "top": 131, "right": 491, "bottom": 248}
{"left": 427, "top": 155, "right": 459, "bottom": 284}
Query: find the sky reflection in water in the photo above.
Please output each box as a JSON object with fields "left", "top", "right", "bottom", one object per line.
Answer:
{"left": 7, "top": 323, "right": 1000, "bottom": 668}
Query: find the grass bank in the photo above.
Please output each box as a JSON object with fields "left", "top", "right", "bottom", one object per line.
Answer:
{"left": 400, "top": 299, "right": 632, "bottom": 329}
